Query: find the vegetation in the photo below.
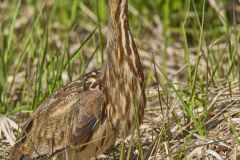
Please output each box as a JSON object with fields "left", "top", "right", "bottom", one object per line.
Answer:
{"left": 0, "top": 0, "right": 240, "bottom": 159}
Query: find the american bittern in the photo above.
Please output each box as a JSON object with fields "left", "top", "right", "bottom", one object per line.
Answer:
{"left": 11, "top": 0, "right": 146, "bottom": 159}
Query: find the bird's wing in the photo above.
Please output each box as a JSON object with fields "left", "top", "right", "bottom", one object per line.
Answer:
{"left": 68, "top": 90, "right": 106, "bottom": 145}
{"left": 18, "top": 69, "right": 102, "bottom": 139}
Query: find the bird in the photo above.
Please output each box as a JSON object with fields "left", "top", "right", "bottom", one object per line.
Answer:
{"left": 10, "top": 0, "right": 146, "bottom": 159}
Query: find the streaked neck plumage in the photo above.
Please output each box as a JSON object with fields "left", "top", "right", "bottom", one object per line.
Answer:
{"left": 104, "top": 0, "right": 144, "bottom": 81}
{"left": 101, "top": 0, "right": 146, "bottom": 137}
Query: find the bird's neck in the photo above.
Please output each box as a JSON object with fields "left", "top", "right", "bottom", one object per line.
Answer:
{"left": 102, "top": 0, "right": 144, "bottom": 83}
{"left": 99, "top": 0, "right": 146, "bottom": 136}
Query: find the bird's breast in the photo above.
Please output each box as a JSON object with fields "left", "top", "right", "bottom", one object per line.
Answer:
{"left": 105, "top": 78, "right": 145, "bottom": 138}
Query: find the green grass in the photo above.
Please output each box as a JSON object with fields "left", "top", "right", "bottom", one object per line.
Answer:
{"left": 1, "top": 0, "right": 240, "bottom": 159}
